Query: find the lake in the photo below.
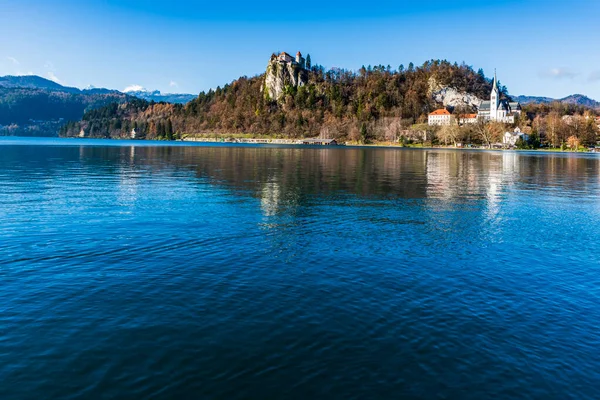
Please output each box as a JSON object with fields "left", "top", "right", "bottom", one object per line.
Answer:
{"left": 1, "top": 137, "right": 599, "bottom": 399}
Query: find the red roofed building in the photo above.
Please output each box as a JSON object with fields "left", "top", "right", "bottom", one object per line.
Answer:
{"left": 278, "top": 52, "right": 294, "bottom": 63}
{"left": 459, "top": 113, "right": 479, "bottom": 125}
{"left": 275, "top": 51, "right": 306, "bottom": 68}
{"left": 428, "top": 109, "right": 453, "bottom": 126}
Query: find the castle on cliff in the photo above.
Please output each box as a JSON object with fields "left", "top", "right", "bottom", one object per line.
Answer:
{"left": 272, "top": 51, "right": 305, "bottom": 69}
{"left": 264, "top": 51, "right": 308, "bottom": 100}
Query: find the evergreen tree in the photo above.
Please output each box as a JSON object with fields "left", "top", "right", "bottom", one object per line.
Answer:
{"left": 527, "top": 133, "right": 541, "bottom": 149}
{"left": 166, "top": 119, "right": 174, "bottom": 140}
{"left": 157, "top": 122, "right": 165, "bottom": 139}
{"left": 515, "top": 137, "right": 528, "bottom": 149}
{"left": 306, "top": 54, "right": 312, "bottom": 70}
{"left": 360, "top": 122, "right": 369, "bottom": 144}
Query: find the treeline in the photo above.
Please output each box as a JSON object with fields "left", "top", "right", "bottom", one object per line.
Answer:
{"left": 530, "top": 112, "right": 599, "bottom": 148}
{"left": 430, "top": 110, "right": 599, "bottom": 149}
{"left": 0, "top": 88, "right": 129, "bottom": 125}
{"left": 0, "top": 88, "right": 129, "bottom": 137}
{"left": 61, "top": 59, "right": 503, "bottom": 141}
{"left": 522, "top": 102, "right": 594, "bottom": 118}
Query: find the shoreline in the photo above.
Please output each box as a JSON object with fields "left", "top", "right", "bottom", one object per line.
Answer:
{"left": 180, "top": 136, "right": 597, "bottom": 153}
{"left": 2, "top": 136, "right": 598, "bottom": 154}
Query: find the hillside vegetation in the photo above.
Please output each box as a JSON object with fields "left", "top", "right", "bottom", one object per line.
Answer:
{"left": 0, "top": 75, "right": 196, "bottom": 137}
{"left": 60, "top": 59, "right": 500, "bottom": 141}
{"left": 0, "top": 76, "right": 129, "bottom": 137}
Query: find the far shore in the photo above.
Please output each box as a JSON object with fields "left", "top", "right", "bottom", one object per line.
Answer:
{"left": 179, "top": 135, "right": 598, "bottom": 153}
{"left": 7, "top": 135, "right": 596, "bottom": 153}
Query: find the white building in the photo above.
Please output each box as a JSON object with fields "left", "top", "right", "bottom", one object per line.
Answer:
{"left": 503, "top": 127, "right": 529, "bottom": 147}
{"left": 478, "top": 71, "right": 521, "bottom": 123}
{"left": 459, "top": 113, "right": 479, "bottom": 125}
{"left": 428, "top": 108, "right": 453, "bottom": 126}
{"left": 276, "top": 51, "right": 305, "bottom": 68}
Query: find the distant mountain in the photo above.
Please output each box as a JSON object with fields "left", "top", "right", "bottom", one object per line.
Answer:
{"left": 0, "top": 75, "right": 197, "bottom": 137}
{"left": 559, "top": 94, "right": 600, "bottom": 108}
{"left": 0, "top": 75, "right": 79, "bottom": 92}
{"left": 0, "top": 76, "right": 197, "bottom": 102}
{"left": 123, "top": 88, "right": 196, "bottom": 104}
{"left": 83, "top": 87, "right": 121, "bottom": 95}
{"left": 514, "top": 95, "right": 554, "bottom": 104}
{"left": 0, "top": 76, "right": 129, "bottom": 137}
{"left": 516, "top": 94, "right": 600, "bottom": 108}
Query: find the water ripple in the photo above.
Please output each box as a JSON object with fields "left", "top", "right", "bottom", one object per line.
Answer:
{"left": 0, "top": 139, "right": 599, "bottom": 399}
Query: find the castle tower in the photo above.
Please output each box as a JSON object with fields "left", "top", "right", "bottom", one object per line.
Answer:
{"left": 490, "top": 69, "right": 499, "bottom": 121}
{"left": 296, "top": 51, "right": 305, "bottom": 68}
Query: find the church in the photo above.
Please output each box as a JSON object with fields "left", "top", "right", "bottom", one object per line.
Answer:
{"left": 478, "top": 71, "right": 521, "bottom": 123}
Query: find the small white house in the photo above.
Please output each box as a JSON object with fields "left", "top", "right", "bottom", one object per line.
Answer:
{"left": 503, "top": 127, "right": 529, "bottom": 147}
{"left": 428, "top": 109, "right": 453, "bottom": 126}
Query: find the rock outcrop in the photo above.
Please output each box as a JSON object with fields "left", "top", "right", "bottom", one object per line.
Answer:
{"left": 263, "top": 52, "right": 308, "bottom": 101}
{"left": 428, "top": 77, "right": 482, "bottom": 110}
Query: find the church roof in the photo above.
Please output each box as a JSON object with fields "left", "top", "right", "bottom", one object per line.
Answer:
{"left": 479, "top": 101, "right": 491, "bottom": 111}
{"left": 492, "top": 70, "right": 498, "bottom": 92}
{"left": 429, "top": 109, "right": 451, "bottom": 116}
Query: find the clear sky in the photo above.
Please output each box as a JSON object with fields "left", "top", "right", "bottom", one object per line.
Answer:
{"left": 1, "top": 0, "right": 599, "bottom": 99}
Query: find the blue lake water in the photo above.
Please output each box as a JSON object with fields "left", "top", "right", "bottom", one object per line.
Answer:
{"left": 1, "top": 137, "right": 599, "bottom": 399}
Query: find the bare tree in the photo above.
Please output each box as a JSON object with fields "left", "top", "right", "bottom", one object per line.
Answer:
{"left": 474, "top": 119, "right": 492, "bottom": 148}
{"left": 437, "top": 124, "right": 461, "bottom": 146}
{"left": 545, "top": 111, "right": 563, "bottom": 148}
{"left": 567, "top": 135, "right": 580, "bottom": 151}
{"left": 582, "top": 112, "right": 600, "bottom": 146}
{"left": 474, "top": 119, "right": 503, "bottom": 148}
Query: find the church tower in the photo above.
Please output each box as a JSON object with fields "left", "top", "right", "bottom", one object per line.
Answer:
{"left": 490, "top": 70, "right": 499, "bottom": 121}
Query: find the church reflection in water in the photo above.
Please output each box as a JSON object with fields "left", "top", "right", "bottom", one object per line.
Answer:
{"left": 10, "top": 143, "right": 597, "bottom": 220}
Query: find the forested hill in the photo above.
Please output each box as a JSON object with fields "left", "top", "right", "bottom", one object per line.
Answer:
{"left": 0, "top": 76, "right": 130, "bottom": 137}
{"left": 60, "top": 60, "right": 501, "bottom": 141}
{"left": 0, "top": 75, "right": 81, "bottom": 92}
{"left": 0, "top": 75, "right": 195, "bottom": 137}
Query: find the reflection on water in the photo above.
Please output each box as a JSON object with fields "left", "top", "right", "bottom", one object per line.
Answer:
{"left": 1, "top": 138, "right": 600, "bottom": 399}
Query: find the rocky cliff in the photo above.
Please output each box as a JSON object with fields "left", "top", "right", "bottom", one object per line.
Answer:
{"left": 263, "top": 54, "right": 308, "bottom": 101}
{"left": 428, "top": 77, "right": 482, "bottom": 110}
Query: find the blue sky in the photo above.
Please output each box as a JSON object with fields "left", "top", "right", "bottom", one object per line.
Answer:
{"left": 1, "top": 0, "right": 600, "bottom": 99}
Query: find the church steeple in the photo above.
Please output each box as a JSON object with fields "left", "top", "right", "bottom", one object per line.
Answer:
{"left": 490, "top": 68, "right": 499, "bottom": 120}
